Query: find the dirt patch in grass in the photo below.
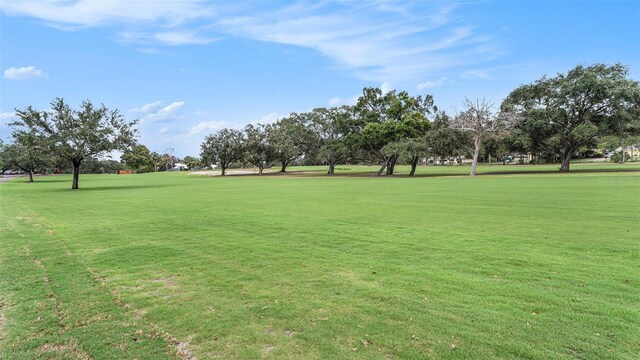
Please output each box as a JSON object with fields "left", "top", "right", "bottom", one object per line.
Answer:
{"left": 22, "top": 245, "right": 46, "bottom": 271}
{"left": 0, "top": 312, "right": 5, "bottom": 337}
{"left": 133, "top": 309, "right": 147, "bottom": 319}
{"left": 154, "top": 276, "right": 177, "bottom": 288}
{"left": 32, "top": 258, "right": 45, "bottom": 270}
{"left": 39, "top": 342, "right": 93, "bottom": 360}
{"left": 147, "top": 322, "right": 196, "bottom": 360}
{"left": 86, "top": 267, "right": 107, "bottom": 284}
{"left": 175, "top": 340, "right": 194, "bottom": 360}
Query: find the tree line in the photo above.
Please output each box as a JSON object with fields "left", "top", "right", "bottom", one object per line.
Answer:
{"left": 2, "top": 63, "right": 638, "bottom": 189}
{"left": 200, "top": 63, "right": 639, "bottom": 176}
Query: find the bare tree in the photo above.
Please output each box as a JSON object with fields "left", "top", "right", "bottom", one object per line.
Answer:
{"left": 452, "top": 99, "right": 507, "bottom": 176}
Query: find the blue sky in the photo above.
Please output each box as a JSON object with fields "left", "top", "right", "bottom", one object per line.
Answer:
{"left": 1, "top": 0, "right": 639, "bottom": 157}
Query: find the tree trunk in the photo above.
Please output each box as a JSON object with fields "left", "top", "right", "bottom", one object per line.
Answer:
{"left": 386, "top": 154, "right": 398, "bottom": 175}
{"left": 72, "top": 162, "right": 80, "bottom": 189}
{"left": 488, "top": 154, "right": 491, "bottom": 166}
{"left": 376, "top": 159, "right": 388, "bottom": 177}
{"left": 621, "top": 146, "right": 626, "bottom": 163}
{"left": 280, "top": 161, "right": 287, "bottom": 173}
{"left": 220, "top": 166, "right": 226, "bottom": 176}
{"left": 409, "top": 155, "right": 419, "bottom": 176}
{"left": 470, "top": 135, "right": 481, "bottom": 176}
{"left": 559, "top": 152, "right": 571, "bottom": 172}
{"left": 327, "top": 162, "right": 336, "bottom": 175}
{"left": 28, "top": 170, "right": 34, "bottom": 182}
{"left": 258, "top": 164, "right": 264, "bottom": 175}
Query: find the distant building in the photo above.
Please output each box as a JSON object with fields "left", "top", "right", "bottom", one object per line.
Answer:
{"left": 169, "top": 162, "right": 189, "bottom": 171}
{"left": 615, "top": 145, "right": 639, "bottom": 158}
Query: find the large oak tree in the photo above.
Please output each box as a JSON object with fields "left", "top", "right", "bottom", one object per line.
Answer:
{"left": 502, "top": 63, "right": 640, "bottom": 172}
{"left": 200, "top": 128, "right": 245, "bottom": 176}
{"left": 308, "top": 106, "right": 352, "bottom": 175}
{"left": 267, "top": 114, "right": 316, "bottom": 172}
{"left": 121, "top": 144, "right": 154, "bottom": 173}
{"left": 243, "top": 124, "right": 274, "bottom": 175}
{"left": 12, "top": 98, "right": 137, "bottom": 189}
{"left": 353, "top": 87, "right": 436, "bottom": 176}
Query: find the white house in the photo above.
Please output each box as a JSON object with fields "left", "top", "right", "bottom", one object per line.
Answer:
{"left": 169, "top": 162, "right": 189, "bottom": 171}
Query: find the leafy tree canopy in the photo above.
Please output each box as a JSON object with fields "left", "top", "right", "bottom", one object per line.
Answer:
{"left": 11, "top": 98, "right": 137, "bottom": 188}
{"left": 502, "top": 63, "right": 640, "bottom": 171}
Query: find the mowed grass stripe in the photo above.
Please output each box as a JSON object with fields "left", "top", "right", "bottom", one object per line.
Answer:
{"left": 1, "top": 165, "right": 639, "bottom": 359}
{"left": 0, "top": 202, "right": 175, "bottom": 359}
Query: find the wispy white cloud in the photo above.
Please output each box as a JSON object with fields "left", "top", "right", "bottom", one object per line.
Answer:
{"left": 186, "top": 120, "right": 225, "bottom": 135}
{"left": 218, "top": 2, "right": 501, "bottom": 82}
{"left": 129, "top": 100, "right": 186, "bottom": 123}
{"left": 1, "top": 1, "right": 504, "bottom": 81}
{"left": 380, "top": 82, "right": 394, "bottom": 94}
{"left": 462, "top": 69, "right": 491, "bottom": 80}
{"left": 148, "top": 119, "right": 225, "bottom": 157}
{"left": 129, "top": 100, "right": 163, "bottom": 113}
{"left": 155, "top": 31, "right": 216, "bottom": 45}
{"left": 170, "top": 111, "right": 279, "bottom": 155}
{"left": 0, "top": 111, "right": 17, "bottom": 120}
{"left": 257, "top": 112, "right": 281, "bottom": 124}
{"left": 4, "top": 66, "right": 47, "bottom": 80}
{"left": 328, "top": 95, "right": 358, "bottom": 106}
{"left": 417, "top": 77, "right": 447, "bottom": 90}
{"left": 118, "top": 31, "right": 217, "bottom": 46}
{"left": 459, "top": 63, "right": 540, "bottom": 81}
{"left": 1, "top": 1, "right": 217, "bottom": 49}
{"left": 146, "top": 101, "right": 186, "bottom": 123}
{"left": 0, "top": 0, "right": 213, "bottom": 28}
{"left": 0, "top": 111, "right": 18, "bottom": 127}
{"left": 134, "top": 47, "right": 167, "bottom": 55}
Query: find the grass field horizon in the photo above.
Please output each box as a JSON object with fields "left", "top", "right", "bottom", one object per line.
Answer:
{"left": 195, "top": 162, "right": 640, "bottom": 177}
{"left": 1, "top": 163, "right": 639, "bottom": 359}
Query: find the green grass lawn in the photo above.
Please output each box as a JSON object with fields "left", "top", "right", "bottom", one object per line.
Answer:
{"left": 1, "top": 163, "right": 639, "bottom": 359}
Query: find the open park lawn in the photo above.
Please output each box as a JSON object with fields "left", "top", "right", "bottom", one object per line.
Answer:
{"left": 1, "top": 163, "right": 639, "bottom": 359}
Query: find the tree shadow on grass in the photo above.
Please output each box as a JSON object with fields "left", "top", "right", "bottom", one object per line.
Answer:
{"left": 212, "top": 166, "right": 640, "bottom": 179}
{"left": 30, "top": 177, "right": 69, "bottom": 183}
{"left": 389, "top": 167, "right": 640, "bottom": 178}
{"left": 61, "top": 184, "right": 176, "bottom": 192}
{"left": 1, "top": 175, "right": 68, "bottom": 184}
{"left": 22, "top": 183, "right": 177, "bottom": 193}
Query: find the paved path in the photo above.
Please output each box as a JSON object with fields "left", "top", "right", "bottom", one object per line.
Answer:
{"left": 0, "top": 175, "right": 24, "bottom": 183}
{"left": 190, "top": 170, "right": 264, "bottom": 176}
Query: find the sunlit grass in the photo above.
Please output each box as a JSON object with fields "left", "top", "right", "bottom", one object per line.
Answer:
{"left": 1, "top": 163, "right": 639, "bottom": 359}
